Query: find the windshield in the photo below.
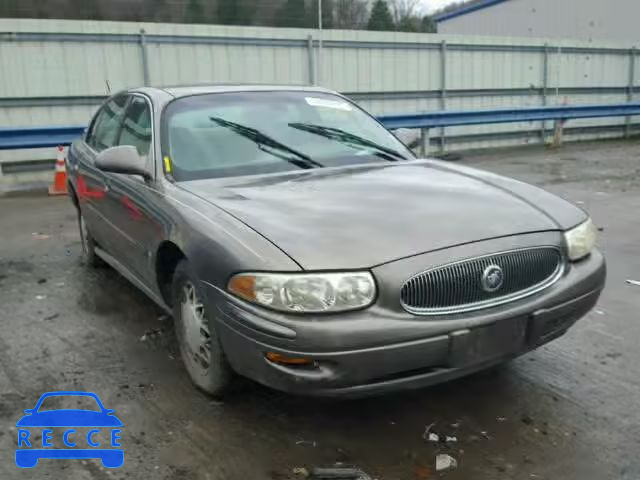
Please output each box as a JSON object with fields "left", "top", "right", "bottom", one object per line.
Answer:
{"left": 162, "top": 91, "right": 413, "bottom": 181}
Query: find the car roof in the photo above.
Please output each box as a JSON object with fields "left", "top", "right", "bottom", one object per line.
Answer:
{"left": 130, "top": 84, "right": 339, "bottom": 99}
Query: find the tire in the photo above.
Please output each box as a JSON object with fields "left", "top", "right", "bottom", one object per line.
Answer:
{"left": 171, "top": 259, "right": 234, "bottom": 396}
{"left": 77, "top": 208, "right": 103, "bottom": 267}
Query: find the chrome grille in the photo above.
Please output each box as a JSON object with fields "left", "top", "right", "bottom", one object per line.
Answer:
{"left": 400, "top": 247, "right": 564, "bottom": 315}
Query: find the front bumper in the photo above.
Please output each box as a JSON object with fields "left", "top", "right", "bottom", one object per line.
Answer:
{"left": 204, "top": 243, "right": 605, "bottom": 398}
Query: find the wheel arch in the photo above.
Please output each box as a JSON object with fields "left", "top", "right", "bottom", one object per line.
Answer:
{"left": 155, "top": 240, "right": 187, "bottom": 307}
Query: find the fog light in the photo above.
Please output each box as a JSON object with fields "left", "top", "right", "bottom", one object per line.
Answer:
{"left": 265, "top": 352, "right": 314, "bottom": 366}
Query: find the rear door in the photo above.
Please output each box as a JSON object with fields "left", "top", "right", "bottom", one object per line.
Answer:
{"left": 75, "top": 95, "right": 129, "bottom": 253}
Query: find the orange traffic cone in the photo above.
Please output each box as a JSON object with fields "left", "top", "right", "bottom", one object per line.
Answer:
{"left": 48, "top": 145, "right": 68, "bottom": 196}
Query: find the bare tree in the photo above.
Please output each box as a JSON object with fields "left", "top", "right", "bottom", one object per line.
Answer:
{"left": 388, "top": 0, "right": 420, "bottom": 24}
{"left": 334, "top": 0, "right": 370, "bottom": 29}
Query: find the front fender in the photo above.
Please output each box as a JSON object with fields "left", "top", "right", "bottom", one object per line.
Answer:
{"left": 161, "top": 183, "right": 301, "bottom": 289}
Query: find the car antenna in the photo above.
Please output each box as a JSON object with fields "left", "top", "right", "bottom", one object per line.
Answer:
{"left": 105, "top": 79, "right": 111, "bottom": 94}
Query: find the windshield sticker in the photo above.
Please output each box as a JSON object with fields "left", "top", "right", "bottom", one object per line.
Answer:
{"left": 305, "top": 97, "right": 353, "bottom": 111}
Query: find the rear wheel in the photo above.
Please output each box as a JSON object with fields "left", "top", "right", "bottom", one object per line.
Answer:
{"left": 77, "top": 208, "right": 103, "bottom": 267}
{"left": 172, "top": 260, "right": 233, "bottom": 396}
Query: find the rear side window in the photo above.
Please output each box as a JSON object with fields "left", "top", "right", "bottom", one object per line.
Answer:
{"left": 118, "top": 96, "right": 152, "bottom": 156}
{"left": 88, "top": 95, "right": 128, "bottom": 152}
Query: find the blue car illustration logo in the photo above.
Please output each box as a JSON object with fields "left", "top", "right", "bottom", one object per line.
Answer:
{"left": 15, "top": 391, "right": 123, "bottom": 468}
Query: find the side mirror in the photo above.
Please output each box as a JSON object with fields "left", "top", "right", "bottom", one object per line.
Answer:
{"left": 95, "top": 145, "right": 150, "bottom": 179}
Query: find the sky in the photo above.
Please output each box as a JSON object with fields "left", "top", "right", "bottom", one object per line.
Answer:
{"left": 418, "top": 0, "right": 459, "bottom": 14}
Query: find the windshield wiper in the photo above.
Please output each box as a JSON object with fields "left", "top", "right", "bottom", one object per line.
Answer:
{"left": 288, "top": 122, "right": 407, "bottom": 161}
{"left": 209, "top": 116, "right": 322, "bottom": 169}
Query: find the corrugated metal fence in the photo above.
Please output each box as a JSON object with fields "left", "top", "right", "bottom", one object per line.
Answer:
{"left": 0, "top": 19, "right": 638, "bottom": 180}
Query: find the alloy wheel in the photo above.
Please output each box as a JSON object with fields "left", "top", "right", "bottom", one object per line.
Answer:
{"left": 179, "top": 282, "right": 212, "bottom": 375}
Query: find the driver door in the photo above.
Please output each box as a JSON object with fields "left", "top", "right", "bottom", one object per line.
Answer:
{"left": 100, "top": 94, "right": 160, "bottom": 285}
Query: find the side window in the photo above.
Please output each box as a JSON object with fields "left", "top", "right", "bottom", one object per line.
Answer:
{"left": 118, "top": 97, "right": 152, "bottom": 156}
{"left": 88, "top": 95, "right": 128, "bottom": 152}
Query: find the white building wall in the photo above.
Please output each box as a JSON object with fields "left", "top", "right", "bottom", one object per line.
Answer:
{"left": 438, "top": 0, "right": 640, "bottom": 44}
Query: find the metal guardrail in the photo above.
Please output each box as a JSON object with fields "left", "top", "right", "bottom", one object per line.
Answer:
{"left": 0, "top": 126, "right": 85, "bottom": 151}
{"left": 378, "top": 103, "right": 640, "bottom": 128}
{"left": 2, "top": 102, "right": 640, "bottom": 154}
{"left": 378, "top": 102, "right": 640, "bottom": 154}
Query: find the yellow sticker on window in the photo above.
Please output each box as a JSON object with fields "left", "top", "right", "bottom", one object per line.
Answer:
{"left": 163, "top": 156, "right": 172, "bottom": 173}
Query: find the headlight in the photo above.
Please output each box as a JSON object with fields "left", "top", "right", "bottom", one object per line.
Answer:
{"left": 227, "top": 272, "right": 376, "bottom": 313}
{"left": 564, "top": 218, "right": 597, "bottom": 261}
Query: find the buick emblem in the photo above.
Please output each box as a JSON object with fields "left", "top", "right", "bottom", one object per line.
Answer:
{"left": 481, "top": 265, "right": 504, "bottom": 292}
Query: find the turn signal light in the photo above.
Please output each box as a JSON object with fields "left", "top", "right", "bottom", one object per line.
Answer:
{"left": 228, "top": 274, "right": 256, "bottom": 301}
{"left": 265, "top": 352, "right": 313, "bottom": 366}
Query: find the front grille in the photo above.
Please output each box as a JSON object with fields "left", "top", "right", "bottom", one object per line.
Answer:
{"left": 400, "top": 247, "right": 564, "bottom": 315}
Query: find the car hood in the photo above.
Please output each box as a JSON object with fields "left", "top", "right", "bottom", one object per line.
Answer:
{"left": 180, "top": 160, "right": 586, "bottom": 270}
{"left": 16, "top": 410, "right": 123, "bottom": 427}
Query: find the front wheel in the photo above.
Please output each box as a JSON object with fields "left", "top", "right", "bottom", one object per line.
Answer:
{"left": 172, "top": 260, "right": 234, "bottom": 396}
